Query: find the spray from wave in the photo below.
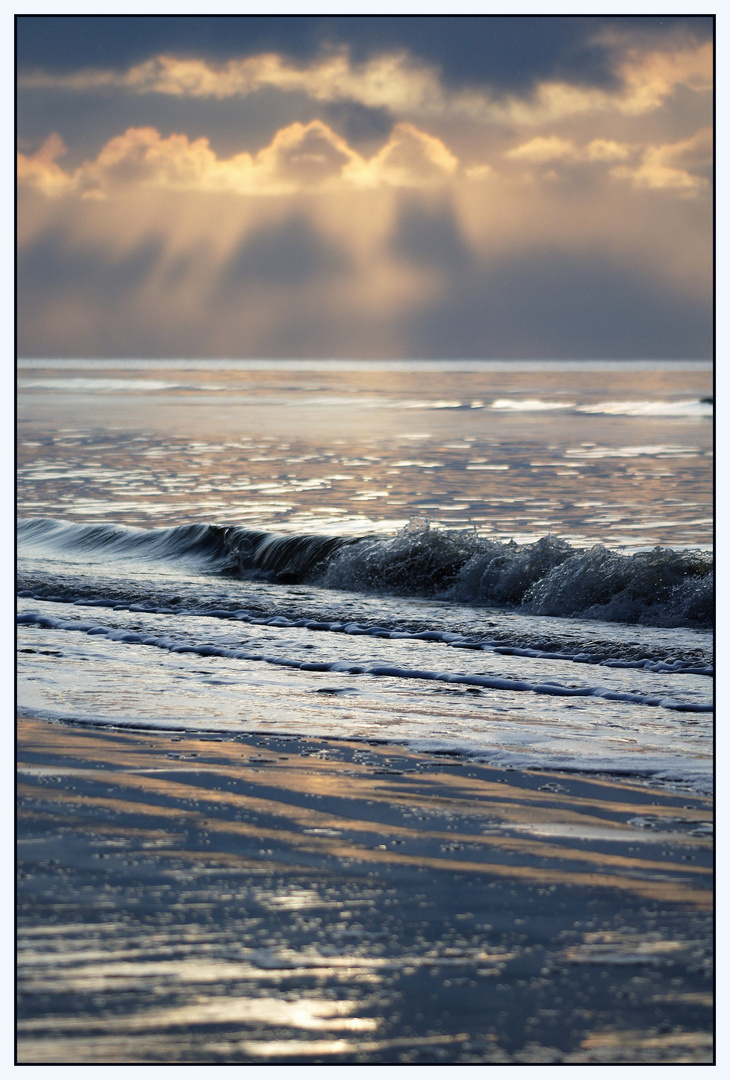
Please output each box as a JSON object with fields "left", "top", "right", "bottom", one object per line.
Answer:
{"left": 18, "top": 516, "right": 713, "bottom": 629}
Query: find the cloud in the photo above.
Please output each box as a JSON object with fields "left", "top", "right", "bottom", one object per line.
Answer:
{"left": 254, "top": 121, "right": 360, "bottom": 188}
{"left": 80, "top": 126, "right": 236, "bottom": 195}
{"left": 584, "top": 139, "right": 632, "bottom": 162}
{"left": 502, "top": 127, "right": 711, "bottom": 194}
{"left": 610, "top": 126, "right": 712, "bottom": 194}
{"left": 19, "top": 49, "right": 451, "bottom": 115}
{"left": 16, "top": 15, "right": 713, "bottom": 93}
{"left": 606, "top": 29, "right": 713, "bottom": 111}
{"left": 505, "top": 136, "right": 578, "bottom": 163}
{"left": 16, "top": 133, "right": 74, "bottom": 196}
{"left": 365, "top": 123, "right": 458, "bottom": 186}
{"left": 492, "top": 33, "right": 712, "bottom": 126}
{"left": 17, "top": 166, "right": 712, "bottom": 361}
{"left": 18, "top": 31, "right": 711, "bottom": 126}
{"left": 17, "top": 119, "right": 460, "bottom": 198}
{"left": 21, "top": 115, "right": 709, "bottom": 204}
{"left": 505, "top": 135, "right": 631, "bottom": 164}
{"left": 16, "top": 24, "right": 712, "bottom": 361}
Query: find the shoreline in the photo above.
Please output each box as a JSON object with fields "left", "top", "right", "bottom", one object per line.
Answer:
{"left": 17, "top": 715, "right": 713, "bottom": 1064}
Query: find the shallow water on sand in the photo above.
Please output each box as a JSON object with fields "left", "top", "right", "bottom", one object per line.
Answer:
{"left": 16, "top": 719, "right": 713, "bottom": 1065}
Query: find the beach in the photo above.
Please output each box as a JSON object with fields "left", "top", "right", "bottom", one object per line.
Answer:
{"left": 16, "top": 359, "right": 714, "bottom": 1064}
{"left": 17, "top": 14, "right": 715, "bottom": 1064}
{"left": 18, "top": 715, "right": 713, "bottom": 1065}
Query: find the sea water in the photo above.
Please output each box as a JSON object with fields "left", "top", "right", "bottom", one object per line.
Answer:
{"left": 17, "top": 359, "right": 713, "bottom": 794}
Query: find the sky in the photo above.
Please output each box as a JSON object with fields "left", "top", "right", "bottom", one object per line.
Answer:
{"left": 16, "top": 14, "right": 714, "bottom": 360}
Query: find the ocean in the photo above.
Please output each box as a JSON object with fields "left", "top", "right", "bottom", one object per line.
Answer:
{"left": 17, "top": 359, "right": 713, "bottom": 796}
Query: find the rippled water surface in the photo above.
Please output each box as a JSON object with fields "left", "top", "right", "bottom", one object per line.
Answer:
{"left": 17, "top": 360, "right": 713, "bottom": 792}
{"left": 18, "top": 359, "right": 712, "bottom": 547}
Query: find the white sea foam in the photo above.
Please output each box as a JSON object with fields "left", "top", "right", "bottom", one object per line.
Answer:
{"left": 577, "top": 399, "right": 712, "bottom": 418}
{"left": 491, "top": 398, "right": 576, "bottom": 411}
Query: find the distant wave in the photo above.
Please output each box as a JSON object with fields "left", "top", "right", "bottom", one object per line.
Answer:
{"left": 17, "top": 377, "right": 195, "bottom": 392}
{"left": 576, "top": 399, "right": 712, "bottom": 418}
{"left": 18, "top": 374, "right": 713, "bottom": 419}
{"left": 491, "top": 398, "right": 712, "bottom": 418}
{"left": 18, "top": 517, "right": 713, "bottom": 629}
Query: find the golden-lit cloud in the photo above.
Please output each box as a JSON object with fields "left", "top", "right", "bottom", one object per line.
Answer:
{"left": 19, "top": 49, "right": 457, "bottom": 115}
{"left": 610, "top": 126, "right": 712, "bottom": 194}
{"left": 16, "top": 24, "right": 712, "bottom": 360}
{"left": 17, "top": 120, "right": 462, "bottom": 198}
{"left": 256, "top": 121, "right": 360, "bottom": 188}
{"left": 505, "top": 136, "right": 577, "bottom": 163}
{"left": 18, "top": 32, "right": 711, "bottom": 125}
{"left": 365, "top": 123, "right": 458, "bottom": 186}
{"left": 501, "top": 124, "right": 712, "bottom": 196}
{"left": 505, "top": 136, "right": 632, "bottom": 164}
{"left": 16, "top": 132, "right": 73, "bottom": 196}
{"left": 607, "top": 30, "right": 713, "bottom": 113}
{"left": 492, "top": 34, "right": 712, "bottom": 126}
{"left": 19, "top": 113, "right": 711, "bottom": 204}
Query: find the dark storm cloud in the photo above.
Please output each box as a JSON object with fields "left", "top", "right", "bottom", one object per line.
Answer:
{"left": 17, "top": 15, "right": 713, "bottom": 93}
{"left": 397, "top": 246, "right": 712, "bottom": 360}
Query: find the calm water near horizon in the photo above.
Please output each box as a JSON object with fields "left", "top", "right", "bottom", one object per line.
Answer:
{"left": 17, "top": 359, "right": 713, "bottom": 794}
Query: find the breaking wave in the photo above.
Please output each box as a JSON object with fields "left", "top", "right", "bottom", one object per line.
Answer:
{"left": 18, "top": 517, "right": 713, "bottom": 630}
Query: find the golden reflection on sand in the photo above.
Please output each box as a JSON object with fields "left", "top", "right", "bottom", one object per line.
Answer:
{"left": 18, "top": 719, "right": 712, "bottom": 910}
{"left": 17, "top": 717, "right": 713, "bottom": 1063}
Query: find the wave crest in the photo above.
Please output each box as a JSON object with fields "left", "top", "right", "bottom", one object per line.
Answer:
{"left": 18, "top": 517, "right": 713, "bottom": 629}
{"left": 523, "top": 544, "right": 713, "bottom": 626}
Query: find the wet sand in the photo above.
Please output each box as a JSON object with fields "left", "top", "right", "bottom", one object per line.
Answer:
{"left": 17, "top": 716, "right": 713, "bottom": 1064}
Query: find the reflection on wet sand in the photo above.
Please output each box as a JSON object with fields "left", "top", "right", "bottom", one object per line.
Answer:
{"left": 17, "top": 718, "right": 712, "bottom": 1064}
